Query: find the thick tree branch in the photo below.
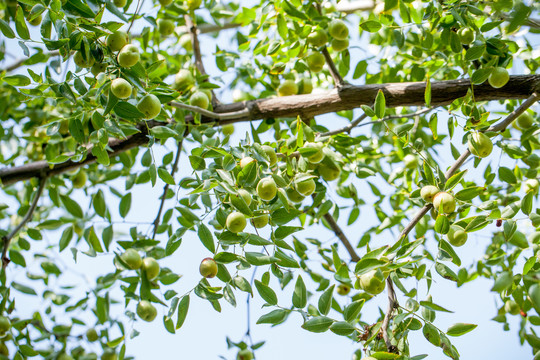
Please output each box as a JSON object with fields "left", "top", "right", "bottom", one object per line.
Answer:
{"left": 2, "top": 176, "right": 47, "bottom": 268}
{"left": 151, "top": 139, "right": 184, "bottom": 240}
{"left": 397, "top": 92, "right": 540, "bottom": 241}
{"left": 3, "top": 50, "right": 61, "bottom": 73}
{"left": 381, "top": 277, "right": 398, "bottom": 353}
{"left": 1, "top": 77, "right": 539, "bottom": 186}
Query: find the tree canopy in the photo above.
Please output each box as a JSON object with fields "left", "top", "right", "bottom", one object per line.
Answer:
{"left": 0, "top": 0, "right": 540, "bottom": 359}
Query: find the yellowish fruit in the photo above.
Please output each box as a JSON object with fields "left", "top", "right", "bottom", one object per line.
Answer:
{"left": 331, "top": 38, "right": 349, "bottom": 52}
{"left": 91, "top": 63, "right": 107, "bottom": 76}
{"left": 433, "top": 191, "right": 456, "bottom": 213}
{"left": 110, "top": 78, "right": 132, "bottom": 99}
{"left": 306, "top": 51, "right": 325, "bottom": 73}
{"left": 295, "top": 178, "right": 316, "bottom": 196}
{"left": 226, "top": 211, "right": 247, "bottom": 233}
{"left": 336, "top": 284, "right": 351, "bottom": 295}
{"left": 286, "top": 188, "right": 305, "bottom": 203}
{"left": 86, "top": 328, "right": 99, "bottom": 342}
{"left": 524, "top": 179, "right": 540, "bottom": 194}
{"left": 403, "top": 154, "right": 419, "bottom": 169}
{"left": 142, "top": 257, "right": 160, "bottom": 280}
{"left": 121, "top": 249, "right": 142, "bottom": 269}
{"left": 318, "top": 163, "right": 340, "bottom": 181}
{"left": 277, "top": 80, "right": 298, "bottom": 97}
{"left": 468, "top": 132, "right": 493, "bottom": 158}
{"left": 251, "top": 214, "right": 269, "bottom": 228}
{"left": 420, "top": 185, "right": 439, "bottom": 203}
{"left": 222, "top": 124, "right": 234, "bottom": 135}
{"left": 307, "top": 29, "right": 328, "bottom": 47}
{"left": 261, "top": 145, "right": 278, "bottom": 166}
{"left": 515, "top": 112, "right": 534, "bottom": 130}
{"left": 136, "top": 301, "right": 157, "bottom": 322}
{"left": 72, "top": 171, "right": 87, "bottom": 188}
{"left": 328, "top": 19, "right": 349, "bottom": 40}
{"left": 174, "top": 69, "right": 195, "bottom": 91}
{"left": 113, "top": 0, "right": 126, "bottom": 7}
{"left": 158, "top": 19, "right": 175, "bottom": 37}
{"left": 504, "top": 300, "right": 520, "bottom": 315}
{"left": 137, "top": 94, "right": 161, "bottom": 119}
{"left": 239, "top": 156, "right": 255, "bottom": 168}
{"left": 106, "top": 31, "right": 129, "bottom": 52}
{"left": 237, "top": 189, "right": 252, "bottom": 206}
{"left": 189, "top": 91, "right": 210, "bottom": 109}
{"left": 303, "top": 142, "right": 324, "bottom": 163}
{"left": 256, "top": 177, "right": 277, "bottom": 201}
{"left": 117, "top": 44, "right": 140, "bottom": 68}
{"left": 488, "top": 67, "right": 509, "bottom": 88}
{"left": 199, "top": 258, "right": 218, "bottom": 278}
{"left": 358, "top": 269, "right": 386, "bottom": 295}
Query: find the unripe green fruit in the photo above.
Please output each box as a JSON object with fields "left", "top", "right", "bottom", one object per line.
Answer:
{"left": 107, "top": 31, "right": 128, "bottom": 52}
{"left": 91, "top": 63, "right": 107, "bottom": 76}
{"left": 159, "top": 0, "right": 173, "bottom": 6}
{"left": 186, "top": 0, "right": 201, "bottom": 10}
{"left": 488, "top": 67, "right": 509, "bottom": 88}
{"left": 179, "top": 34, "right": 193, "bottom": 51}
{"left": 226, "top": 211, "right": 247, "bottom": 233}
{"left": 277, "top": 80, "right": 298, "bottom": 97}
{"left": 295, "top": 178, "right": 316, "bottom": 196}
{"left": 358, "top": 269, "right": 386, "bottom": 295}
{"left": 447, "top": 225, "right": 468, "bottom": 247}
{"left": 256, "top": 177, "right": 277, "bottom": 201}
{"left": 524, "top": 179, "right": 540, "bottom": 194}
{"left": 504, "top": 300, "right": 520, "bottom": 315}
{"left": 121, "top": 249, "right": 142, "bottom": 269}
{"left": 468, "top": 132, "right": 493, "bottom": 158}
{"left": 136, "top": 300, "right": 157, "bottom": 322}
{"left": 336, "top": 283, "right": 351, "bottom": 295}
{"left": 240, "top": 156, "right": 255, "bottom": 168}
{"left": 420, "top": 185, "right": 439, "bottom": 203}
{"left": 331, "top": 38, "right": 349, "bottom": 52}
{"left": 433, "top": 191, "right": 456, "bottom": 213}
{"left": 137, "top": 94, "right": 162, "bottom": 119}
{"left": 101, "top": 350, "right": 117, "bottom": 360}
{"left": 74, "top": 51, "right": 95, "bottom": 68}
{"left": 0, "top": 342, "right": 7, "bottom": 357}
{"left": 72, "top": 171, "right": 87, "bottom": 189}
{"left": 174, "top": 69, "right": 195, "bottom": 91}
{"left": 307, "top": 29, "right": 328, "bottom": 47}
{"left": 237, "top": 189, "right": 252, "bottom": 206}
{"left": 403, "top": 154, "right": 419, "bottom": 169}
{"left": 306, "top": 51, "right": 325, "bottom": 73}
{"left": 189, "top": 91, "right": 210, "bottom": 109}
{"left": 318, "top": 164, "right": 340, "bottom": 181}
{"left": 28, "top": 14, "right": 42, "bottom": 26}
{"left": 117, "top": 44, "right": 140, "bottom": 68}
{"left": 262, "top": 145, "right": 278, "bottom": 166}
{"left": 110, "top": 78, "right": 132, "bottom": 99}
{"left": 158, "top": 19, "right": 175, "bottom": 37}
{"left": 328, "top": 19, "right": 349, "bottom": 40}
{"left": 303, "top": 142, "right": 324, "bottom": 163}
{"left": 113, "top": 0, "right": 126, "bottom": 7}
{"left": 86, "top": 328, "right": 99, "bottom": 342}
{"left": 251, "top": 214, "right": 269, "bottom": 228}
{"left": 142, "top": 257, "right": 160, "bottom": 280}
{"left": 222, "top": 124, "right": 235, "bottom": 135}
{"left": 296, "top": 78, "right": 313, "bottom": 94}
{"left": 0, "top": 317, "right": 10, "bottom": 335}
{"left": 286, "top": 188, "right": 305, "bottom": 203}
{"left": 458, "top": 27, "right": 475, "bottom": 44}
{"left": 237, "top": 349, "right": 254, "bottom": 360}
{"left": 515, "top": 112, "right": 534, "bottom": 130}
{"left": 57, "top": 353, "right": 74, "bottom": 360}
{"left": 199, "top": 258, "right": 218, "bottom": 278}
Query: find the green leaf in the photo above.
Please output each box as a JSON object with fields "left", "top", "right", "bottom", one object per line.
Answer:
{"left": 374, "top": 89, "right": 386, "bottom": 118}
{"left": 343, "top": 299, "right": 365, "bottom": 322}
{"left": 114, "top": 101, "right": 145, "bottom": 119}
{"left": 318, "top": 285, "right": 334, "bottom": 316}
{"left": 445, "top": 170, "right": 467, "bottom": 191}
{"left": 282, "top": 0, "right": 308, "bottom": 20}
{"left": 491, "top": 271, "right": 513, "bottom": 292}
{"left": 301, "top": 316, "right": 333, "bottom": 333}
{"left": 434, "top": 215, "right": 450, "bottom": 234}
{"left": 93, "top": 190, "right": 107, "bottom": 218}
{"left": 360, "top": 20, "right": 382, "bottom": 32}
{"left": 176, "top": 295, "right": 190, "bottom": 329}
{"left": 15, "top": 8, "right": 30, "bottom": 40}
{"left": 119, "top": 193, "right": 132, "bottom": 218}
{"left": 292, "top": 275, "right": 307, "bottom": 308}
{"left": 12, "top": 282, "right": 37, "bottom": 295}
{"left": 329, "top": 321, "right": 355, "bottom": 336}
{"left": 521, "top": 192, "right": 533, "bottom": 215}
{"left": 151, "top": 126, "right": 179, "bottom": 140}
{"left": 59, "top": 226, "right": 74, "bottom": 252}
{"left": 0, "top": 19, "right": 15, "bottom": 38}
{"left": 158, "top": 168, "right": 176, "bottom": 185}
{"left": 4, "top": 75, "right": 31, "bottom": 87}
{"left": 197, "top": 224, "right": 215, "bottom": 254}
{"left": 60, "top": 195, "right": 84, "bottom": 218}
{"left": 245, "top": 252, "right": 279, "bottom": 266}
{"left": 257, "top": 309, "right": 288, "bottom": 324}
{"left": 425, "top": 77, "right": 431, "bottom": 107}
{"left": 254, "top": 280, "right": 278, "bottom": 305}
{"left": 446, "top": 323, "right": 477, "bottom": 337}
{"left": 420, "top": 301, "right": 453, "bottom": 313}
{"left": 422, "top": 323, "right": 440, "bottom": 346}
{"left": 465, "top": 45, "right": 485, "bottom": 61}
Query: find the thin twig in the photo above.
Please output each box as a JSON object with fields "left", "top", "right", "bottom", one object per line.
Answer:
{"left": 321, "top": 47, "right": 345, "bottom": 87}
{"left": 398, "top": 92, "right": 540, "bottom": 241}
{"left": 184, "top": 14, "right": 220, "bottom": 106}
{"left": 151, "top": 139, "right": 184, "bottom": 240}
{"left": 2, "top": 176, "right": 47, "bottom": 268}
{"left": 169, "top": 101, "right": 250, "bottom": 119}
{"left": 126, "top": 0, "right": 143, "bottom": 34}
{"left": 322, "top": 212, "right": 360, "bottom": 262}
{"left": 381, "top": 277, "right": 398, "bottom": 353}
{"left": 3, "top": 50, "right": 60, "bottom": 72}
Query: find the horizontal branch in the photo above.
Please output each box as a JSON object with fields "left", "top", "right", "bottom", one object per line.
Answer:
{"left": 1, "top": 76, "right": 539, "bottom": 186}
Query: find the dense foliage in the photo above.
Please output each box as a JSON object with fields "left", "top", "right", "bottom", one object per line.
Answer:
{"left": 0, "top": 0, "right": 540, "bottom": 359}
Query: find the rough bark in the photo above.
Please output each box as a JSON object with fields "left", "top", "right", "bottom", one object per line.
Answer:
{"left": 2, "top": 75, "right": 539, "bottom": 186}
